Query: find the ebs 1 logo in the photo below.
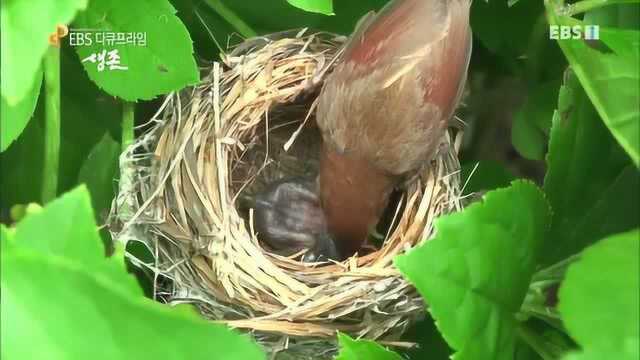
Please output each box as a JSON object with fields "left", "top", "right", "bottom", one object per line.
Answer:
{"left": 549, "top": 25, "right": 600, "bottom": 40}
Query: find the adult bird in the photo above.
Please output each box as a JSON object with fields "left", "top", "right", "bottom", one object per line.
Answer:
{"left": 315, "top": 0, "right": 472, "bottom": 258}
{"left": 251, "top": 0, "right": 472, "bottom": 261}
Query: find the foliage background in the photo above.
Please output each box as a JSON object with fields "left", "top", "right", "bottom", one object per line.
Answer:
{"left": 1, "top": 0, "right": 638, "bottom": 359}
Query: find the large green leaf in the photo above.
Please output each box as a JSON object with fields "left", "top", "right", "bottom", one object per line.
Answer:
{"left": 78, "top": 133, "right": 120, "bottom": 217}
{"left": 335, "top": 333, "right": 402, "bottom": 360}
{"left": 0, "top": 0, "right": 87, "bottom": 105}
{"left": 558, "top": 229, "right": 639, "bottom": 360}
{"left": 13, "top": 186, "right": 106, "bottom": 263}
{"left": 0, "top": 69, "right": 43, "bottom": 152}
{"left": 73, "top": 0, "right": 199, "bottom": 101}
{"left": 1, "top": 249, "right": 265, "bottom": 360}
{"left": 10, "top": 186, "right": 141, "bottom": 295}
{"left": 546, "top": 8, "right": 640, "bottom": 165}
{"left": 395, "top": 181, "right": 551, "bottom": 360}
{"left": 1, "top": 186, "right": 264, "bottom": 360}
{"left": 543, "top": 70, "right": 639, "bottom": 265}
{"left": 287, "top": 0, "right": 334, "bottom": 15}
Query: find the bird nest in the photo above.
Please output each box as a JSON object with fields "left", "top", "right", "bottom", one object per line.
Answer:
{"left": 109, "top": 30, "right": 463, "bottom": 359}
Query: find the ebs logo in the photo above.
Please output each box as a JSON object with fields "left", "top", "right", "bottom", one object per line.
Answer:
{"left": 549, "top": 25, "right": 600, "bottom": 40}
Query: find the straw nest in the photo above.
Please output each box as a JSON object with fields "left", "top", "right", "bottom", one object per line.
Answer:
{"left": 109, "top": 29, "right": 464, "bottom": 359}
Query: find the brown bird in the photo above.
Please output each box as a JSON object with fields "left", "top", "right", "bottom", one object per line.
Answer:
{"left": 250, "top": 0, "right": 471, "bottom": 261}
{"left": 316, "top": 0, "right": 472, "bottom": 257}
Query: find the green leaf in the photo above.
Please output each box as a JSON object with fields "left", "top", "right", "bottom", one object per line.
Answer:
{"left": 286, "top": 0, "right": 334, "bottom": 15}
{"left": 1, "top": 0, "right": 87, "bottom": 105}
{"left": 558, "top": 229, "right": 639, "bottom": 360}
{"left": 515, "top": 338, "right": 544, "bottom": 360}
{"left": 511, "top": 80, "right": 560, "bottom": 160}
{"left": 78, "top": 133, "right": 120, "bottom": 217}
{"left": 395, "top": 181, "right": 551, "bottom": 360}
{"left": 1, "top": 69, "right": 43, "bottom": 152}
{"left": 546, "top": 9, "right": 640, "bottom": 165}
{"left": 13, "top": 186, "right": 105, "bottom": 263}
{"left": 1, "top": 249, "right": 265, "bottom": 360}
{"left": 73, "top": 0, "right": 199, "bottom": 101}
{"left": 1, "top": 186, "right": 265, "bottom": 360}
{"left": 335, "top": 333, "right": 403, "bottom": 360}
{"left": 471, "top": 0, "right": 543, "bottom": 60}
{"left": 543, "top": 70, "right": 639, "bottom": 265}
{"left": 563, "top": 349, "right": 621, "bottom": 360}
{"left": 11, "top": 186, "right": 140, "bottom": 295}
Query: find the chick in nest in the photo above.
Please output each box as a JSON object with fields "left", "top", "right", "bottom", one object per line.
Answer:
{"left": 249, "top": 177, "right": 340, "bottom": 262}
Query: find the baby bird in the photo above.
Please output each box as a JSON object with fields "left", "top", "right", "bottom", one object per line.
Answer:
{"left": 251, "top": 177, "right": 340, "bottom": 262}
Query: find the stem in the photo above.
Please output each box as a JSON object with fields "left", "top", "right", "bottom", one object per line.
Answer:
{"left": 42, "top": 46, "right": 61, "bottom": 204}
{"left": 532, "top": 254, "right": 580, "bottom": 282}
{"left": 520, "top": 255, "right": 579, "bottom": 333}
{"left": 203, "top": 0, "right": 257, "bottom": 38}
{"left": 121, "top": 102, "right": 135, "bottom": 151}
